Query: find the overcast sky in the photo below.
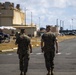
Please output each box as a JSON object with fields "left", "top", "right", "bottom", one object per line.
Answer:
{"left": 0, "top": 0, "right": 76, "bottom": 30}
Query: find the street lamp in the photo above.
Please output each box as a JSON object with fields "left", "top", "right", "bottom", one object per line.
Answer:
{"left": 31, "top": 12, "right": 33, "bottom": 26}
{"left": 39, "top": 17, "right": 40, "bottom": 28}
{"left": 0, "top": 13, "right": 1, "bottom": 26}
{"left": 62, "top": 21, "right": 64, "bottom": 30}
{"left": 72, "top": 19, "right": 73, "bottom": 30}
{"left": 30, "top": 12, "right": 34, "bottom": 37}
{"left": 56, "top": 19, "right": 58, "bottom": 26}
{"left": 25, "top": 8, "right": 28, "bottom": 25}
{"left": 60, "top": 20, "right": 62, "bottom": 28}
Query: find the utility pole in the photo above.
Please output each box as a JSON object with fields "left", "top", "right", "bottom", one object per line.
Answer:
{"left": 39, "top": 17, "right": 40, "bottom": 28}
{"left": 62, "top": 21, "right": 64, "bottom": 30}
{"left": 60, "top": 20, "right": 62, "bottom": 27}
{"left": 31, "top": 12, "right": 33, "bottom": 26}
{"left": 25, "top": 8, "right": 28, "bottom": 25}
{"left": 56, "top": 19, "right": 58, "bottom": 26}
{"left": 72, "top": 19, "right": 73, "bottom": 30}
{"left": 70, "top": 25, "right": 71, "bottom": 30}
{"left": 0, "top": 9, "right": 2, "bottom": 26}
{"left": 30, "top": 12, "right": 33, "bottom": 37}
{"left": 0, "top": 13, "right": 1, "bottom": 26}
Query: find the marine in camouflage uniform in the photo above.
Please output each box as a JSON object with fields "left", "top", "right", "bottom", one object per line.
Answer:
{"left": 41, "top": 25, "right": 58, "bottom": 75}
{"left": 15, "top": 29, "right": 32, "bottom": 75}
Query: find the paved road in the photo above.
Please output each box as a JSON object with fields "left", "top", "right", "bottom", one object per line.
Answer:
{"left": 0, "top": 38, "right": 76, "bottom": 75}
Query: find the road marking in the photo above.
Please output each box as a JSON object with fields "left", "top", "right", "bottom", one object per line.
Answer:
{"left": 36, "top": 53, "right": 43, "bottom": 55}
{"left": 31, "top": 52, "right": 43, "bottom": 55}
{"left": 2, "top": 49, "right": 13, "bottom": 52}
{"left": 31, "top": 52, "right": 62, "bottom": 55}
{"left": 57, "top": 52, "right": 62, "bottom": 55}
{"left": 65, "top": 53, "right": 71, "bottom": 55}
{"left": 7, "top": 53, "right": 12, "bottom": 55}
{"left": 30, "top": 53, "right": 34, "bottom": 54}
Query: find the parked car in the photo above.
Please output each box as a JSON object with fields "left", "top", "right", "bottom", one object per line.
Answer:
{"left": 0, "top": 32, "right": 10, "bottom": 43}
{"left": 0, "top": 32, "right": 4, "bottom": 43}
{"left": 68, "top": 32, "right": 76, "bottom": 35}
{"left": 3, "top": 33, "right": 10, "bottom": 42}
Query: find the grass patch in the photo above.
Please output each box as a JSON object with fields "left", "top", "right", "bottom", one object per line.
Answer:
{"left": 0, "top": 35, "right": 76, "bottom": 51}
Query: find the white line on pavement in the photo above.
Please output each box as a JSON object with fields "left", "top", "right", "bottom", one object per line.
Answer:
{"left": 7, "top": 53, "right": 13, "bottom": 55}
{"left": 57, "top": 52, "right": 62, "bottom": 55}
{"left": 65, "top": 52, "right": 71, "bottom": 55}
{"left": 36, "top": 53, "right": 43, "bottom": 55}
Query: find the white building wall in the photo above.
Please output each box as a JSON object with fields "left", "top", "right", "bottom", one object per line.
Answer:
{"left": 24, "top": 27, "right": 37, "bottom": 36}
{"left": 13, "top": 9, "right": 25, "bottom": 25}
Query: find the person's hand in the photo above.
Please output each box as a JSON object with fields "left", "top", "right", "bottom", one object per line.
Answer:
{"left": 30, "top": 49, "right": 32, "bottom": 53}
{"left": 56, "top": 50, "right": 59, "bottom": 53}
{"left": 41, "top": 50, "right": 43, "bottom": 53}
{"left": 41, "top": 47, "right": 44, "bottom": 53}
{"left": 17, "top": 49, "right": 19, "bottom": 54}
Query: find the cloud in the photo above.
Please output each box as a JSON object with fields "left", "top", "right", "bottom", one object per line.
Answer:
{"left": 0, "top": 0, "right": 76, "bottom": 29}
{"left": 67, "top": 0, "right": 76, "bottom": 6}
{"left": 53, "top": 0, "right": 68, "bottom": 8}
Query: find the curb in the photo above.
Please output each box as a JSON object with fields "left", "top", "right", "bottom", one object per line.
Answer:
{"left": 0, "top": 44, "right": 40, "bottom": 53}
{"left": 0, "top": 47, "right": 17, "bottom": 53}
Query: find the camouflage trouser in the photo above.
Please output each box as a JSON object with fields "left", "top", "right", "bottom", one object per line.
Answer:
{"left": 44, "top": 51, "right": 55, "bottom": 71}
{"left": 18, "top": 53, "right": 29, "bottom": 72}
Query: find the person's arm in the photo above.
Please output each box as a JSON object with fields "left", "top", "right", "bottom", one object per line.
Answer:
{"left": 29, "top": 43, "right": 32, "bottom": 53}
{"left": 55, "top": 37, "right": 59, "bottom": 53}
{"left": 15, "top": 37, "right": 19, "bottom": 45}
{"left": 15, "top": 38, "right": 19, "bottom": 54}
{"left": 41, "top": 39, "right": 44, "bottom": 52}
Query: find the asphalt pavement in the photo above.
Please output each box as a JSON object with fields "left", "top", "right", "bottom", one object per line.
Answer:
{"left": 0, "top": 38, "right": 76, "bottom": 75}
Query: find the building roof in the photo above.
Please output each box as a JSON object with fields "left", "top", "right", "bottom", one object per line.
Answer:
{"left": 13, "top": 25, "right": 36, "bottom": 28}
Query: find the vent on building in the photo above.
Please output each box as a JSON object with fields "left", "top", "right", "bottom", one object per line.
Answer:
{"left": 0, "top": 3, "right": 1, "bottom": 9}
{"left": 0, "top": 3, "right": 4, "bottom": 9}
{"left": 11, "top": 3, "right": 14, "bottom": 7}
{"left": 4, "top": 2, "right": 10, "bottom": 9}
{"left": 10, "top": 3, "right": 14, "bottom": 9}
{"left": 16, "top": 4, "right": 20, "bottom": 10}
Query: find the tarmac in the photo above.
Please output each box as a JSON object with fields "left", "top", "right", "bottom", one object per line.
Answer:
{"left": 0, "top": 51, "right": 76, "bottom": 75}
{"left": 0, "top": 39, "right": 76, "bottom": 75}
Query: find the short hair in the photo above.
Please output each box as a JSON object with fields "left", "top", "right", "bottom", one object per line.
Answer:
{"left": 46, "top": 25, "right": 51, "bottom": 29}
{"left": 20, "top": 29, "right": 25, "bottom": 34}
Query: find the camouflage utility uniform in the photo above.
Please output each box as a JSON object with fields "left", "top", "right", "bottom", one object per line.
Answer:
{"left": 41, "top": 32, "right": 56, "bottom": 72}
{"left": 15, "top": 34, "right": 31, "bottom": 73}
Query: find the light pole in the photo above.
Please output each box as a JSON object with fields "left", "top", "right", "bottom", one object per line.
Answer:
{"left": 39, "top": 17, "right": 40, "bottom": 28}
{"left": 30, "top": 12, "right": 33, "bottom": 37}
{"left": 70, "top": 25, "right": 71, "bottom": 30}
{"left": 60, "top": 20, "right": 62, "bottom": 28}
{"left": 72, "top": 19, "right": 73, "bottom": 30}
{"left": 0, "top": 12, "right": 1, "bottom": 26}
{"left": 62, "top": 21, "right": 64, "bottom": 30}
{"left": 31, "top": 12, "right": 33, "bottom": 26}
{"left": 25, "top": 8, "right": 28, "bottom": 25}
{"left": 56, "top": 19, "right": 58, "bottom": 26}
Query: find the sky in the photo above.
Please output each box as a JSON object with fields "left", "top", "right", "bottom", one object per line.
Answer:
{"left": 0, "top": 0, "right": 76, "bottom": 30}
